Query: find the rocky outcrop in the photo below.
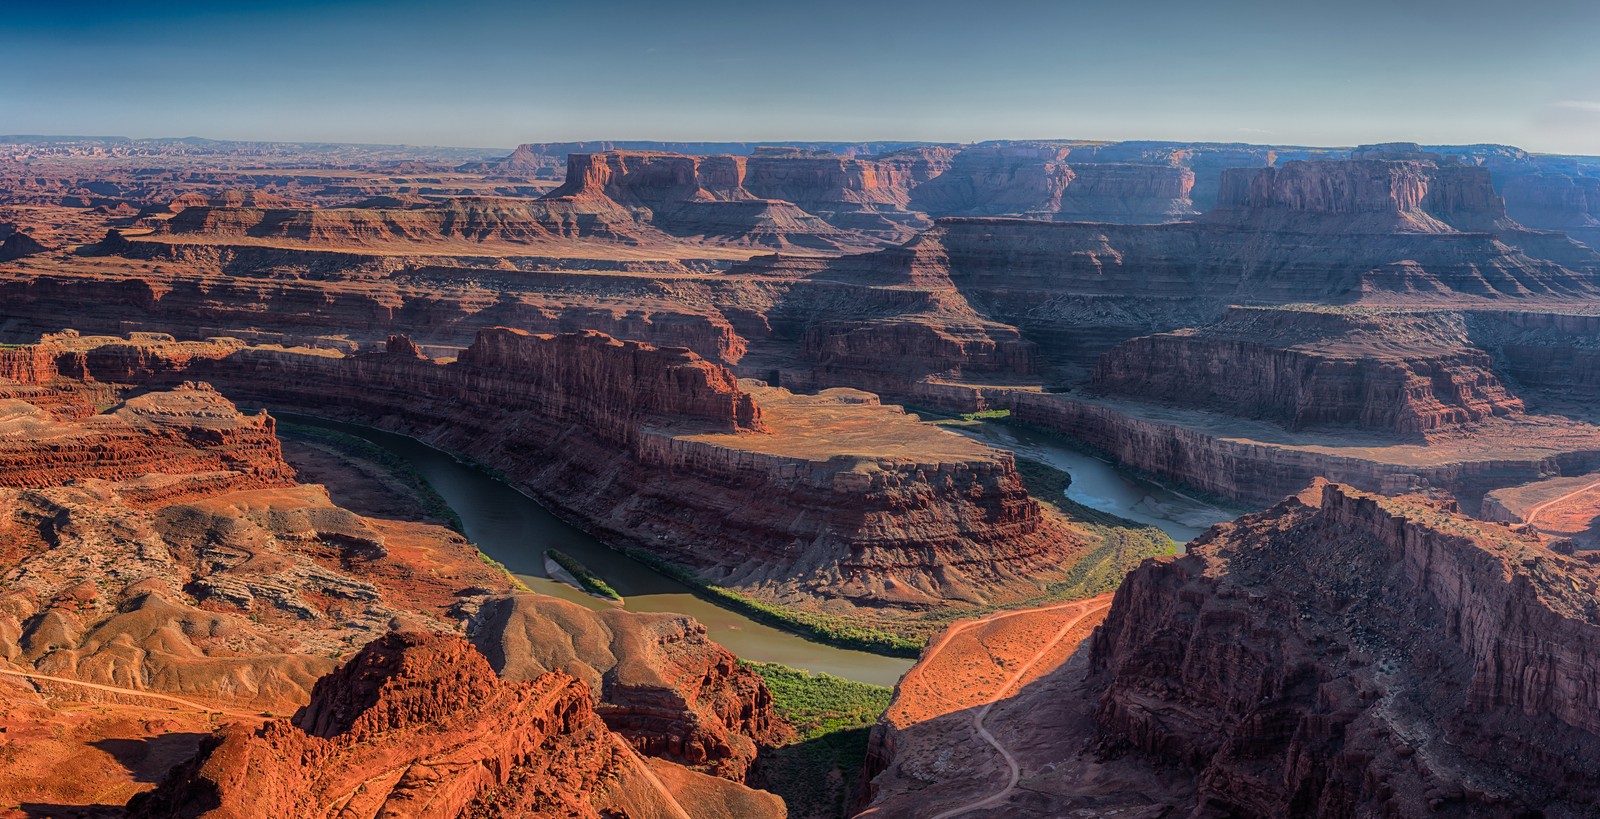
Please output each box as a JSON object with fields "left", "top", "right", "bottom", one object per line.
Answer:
{"left": 546, "top": 151, "right": 863, "bottom": 250}
{"left": 0, "top": 231, "right": 50, "bottom": 261}
{"left": 1092, "top": 307, "right": 1525, "bottom": 433}
{"left": 0, "top": 388, "right": 526, "bottom": 716}
{"left": 165, "top": 189, "right": 298, "bottom": 212}
{"left": 0, "top": 380, "right": 296, "bottom": 498}
{"left": 1084, "top": 482, "right": 1600, "bottom": 817}
{"left": 159, "top": 195, "right": 651, "bottom": 246}
{"left": 0, "top": 340, "right": 63, "bottom": 384}
{"left": 453, "top": 327, "right": 766, "bottom": 437}
{"left": 1209, "top": 157, "right": 1510, "bottom": 233}
{"left": 57, "top": 331, "right": 1093, "bottom": 629}
{"left": 127, "top": 631, "right": 785, "bottom": 818}
{"left": 462, "top": 592, "right": 785, "bottom": 780}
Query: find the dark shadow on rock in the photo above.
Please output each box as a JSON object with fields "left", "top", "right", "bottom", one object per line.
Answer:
{"left": 90, "top": 732, "right": 211, "bottom": 784}
{"left": 17, "top": 804, "right": 125, "bottom": 819}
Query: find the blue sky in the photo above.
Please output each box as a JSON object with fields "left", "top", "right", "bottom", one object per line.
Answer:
{"left": 5, "top": 0, "right": 1599, "bottom": 153}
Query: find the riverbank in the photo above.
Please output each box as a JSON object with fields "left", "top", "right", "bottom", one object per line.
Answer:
{"left": 273, "top": 412, "right": 918, "bottom": 685}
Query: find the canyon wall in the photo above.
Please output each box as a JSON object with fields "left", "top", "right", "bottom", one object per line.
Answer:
{"left": 1091, "top": 309, "right": 1525, "bottom": 432}
{"left": 996, "top": 388, "right": 1600, "bottom": 506}
{"left": 1499, "top": 173, "right": 1600, "bottom": 248}
{"left": 1087, "top": 482, "right": 1600, "bottom": 816}
{"left": 61, "top": 331, "right": 1091, "bottom": 628}
{"left": 463, "top": 592, "right": 783, "bottom": 780}
{"left": 1209, "top": 159, "right": 1508, "bottom": 233}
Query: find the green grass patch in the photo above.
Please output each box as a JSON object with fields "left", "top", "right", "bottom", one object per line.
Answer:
{"left": 745, "top": 661, "right": 892, "bottom": 740}
{"left": 276, "top": 420, "right": 465, "bottom": 533}
{"left": 545, "top": 548, "right": 622, "bottom": 600}
{"left": 904, "top": 405, "right": 1013, "bottom": 427}
{"left": 477, "top": 551, "right": 531, "bottom": 592}
{"left": 745, "top": 661, "right": 892, "bottom": 819}
{"left": 1009, "top": 451, "right": 1177, "bottom": 600}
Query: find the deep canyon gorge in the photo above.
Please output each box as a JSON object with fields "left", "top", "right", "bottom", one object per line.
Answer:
{"left": 3, "top": 129, "right": 1600, "bottom": 819}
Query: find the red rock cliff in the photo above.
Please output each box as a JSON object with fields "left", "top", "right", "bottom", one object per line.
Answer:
{"left": 1091, "top": 308, "right": 1525, "bottom": 433}
{"left": 454, "top": 327, "right": 766, "bottom": 439}
{"left": 1087, "top": 482, "right": 1600, "bottom": 817}
{"left": 127, "top": 632, "right": 784, "bottom": 818}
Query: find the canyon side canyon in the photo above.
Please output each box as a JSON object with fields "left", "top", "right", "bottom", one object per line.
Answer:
{"left": 3, "top": 133, "right": 1600, "bottom": 818}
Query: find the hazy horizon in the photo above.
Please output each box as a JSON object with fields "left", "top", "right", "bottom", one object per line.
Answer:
{"left": 7, "top": 0, "right": 1600, "bottom": 155}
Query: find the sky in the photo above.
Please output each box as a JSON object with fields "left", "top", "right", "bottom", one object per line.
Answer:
{"left": 4, "top": 0, "right": 1600, "bottom": 154}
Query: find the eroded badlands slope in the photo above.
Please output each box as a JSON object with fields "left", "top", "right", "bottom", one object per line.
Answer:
{"left": 128, "top": 631, "right": 785, "bottom": 819}
{"left": 0, "top": 362, "right": 788, "bottom": 810}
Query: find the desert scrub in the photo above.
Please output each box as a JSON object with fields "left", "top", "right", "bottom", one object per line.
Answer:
{"left": 744, "top": 661, "right": 893, "bottom": 819}
{"left": 745, "top": 661, "right": 892, "bottom": 740}
{"left": 545, "top": 548, "right": 622, "bottom": 600}
{"left": 905, "top": 405, "right": 1013, "bottom": 427}
{"left": 477, "top": 551, "right": 530, "bottom": 591}
{"left": 276, "top": 420, "right": 466, "bottom": 533}
{"left": 1009, "top": 452, "right": 1177, "bottom": 600}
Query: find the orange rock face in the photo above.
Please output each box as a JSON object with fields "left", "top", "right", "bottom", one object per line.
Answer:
{"left": 465, "top": 593, "right": 786, "bottom": 780}
{"left": 50, "top": 330, "right": 1093, "bottom": 629}
{"left": 0, "top": 380, "right": 295, "bottom": 502}
{"left": 1091, "top": 307, "right": 1526, "bottom": 433}
{"left": 127, "top": 631, "right": 785, "bottom": 818}
{"left": 1087, "top": 482, "right": 1600, "bottom": 816}
{"left": 864, "top": 483, "right": 1600, "bottom": 817}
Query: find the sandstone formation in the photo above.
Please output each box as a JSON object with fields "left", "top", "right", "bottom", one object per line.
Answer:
{"left": 1091, "top": 307, "right": 1524, "bottom": 433}
{"left": 864, "top": 482, "right": 1600, "bottom": 817}
{"left": 0, "top": 380, "right": 511, "bottom": 713}
{"left": 908, "top": 142, "right": 1195, "bottom": 222}
{"left": 44, "top": 330, "right": 1096, "bottom": 633}
{"left": 462, "top": 592, "right": 785, "bottom": 780}
{"left": 1087, "top": 482, "right": 1600, "bottom": 817}
{"left": 0, "top": 367, "right": 791, "bottom": 810}
{"left": 127, "top": 631, "right": 784, "bottom": 818}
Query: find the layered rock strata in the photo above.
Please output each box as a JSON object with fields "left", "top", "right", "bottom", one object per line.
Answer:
{"left": 864, "top": 483, "right": 1600, "bottom": 817}
{"left": 462, "top": 592, "right": 785, "bottom": 780}
{"left": 1084, "top": 482, "right": 1600, "bottom": 817}
{"left": 54, "top": 330, "right": 1092, "bottom": 627}
{"left": 908, "top": 142, "right": 1195, "bottom": 222}
{"left": 1091, "top": 307, "right": 1525, "bottom": 433}
{"left": 127, "top": 631, "right": 784, "bottom": 818}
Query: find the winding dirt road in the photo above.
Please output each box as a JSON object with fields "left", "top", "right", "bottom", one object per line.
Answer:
{"left": 1522, "top": 479, "right": 1600, "bottom": 529}
{"left": 921, "top": 599, "right": 1112, "bottom": 819}
{"left": 0, "top": 665, "right": 271, "bottom": 720}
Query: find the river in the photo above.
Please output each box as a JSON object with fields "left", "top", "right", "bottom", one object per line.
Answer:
{"left": 276, "top": 413, "right": 917, "bottom": 686}
{"left": 946, "top": 420, "right": 1240, "bottom": 546}
{"left": 277, "top": 413, "right": 1240, "bottom": 686}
